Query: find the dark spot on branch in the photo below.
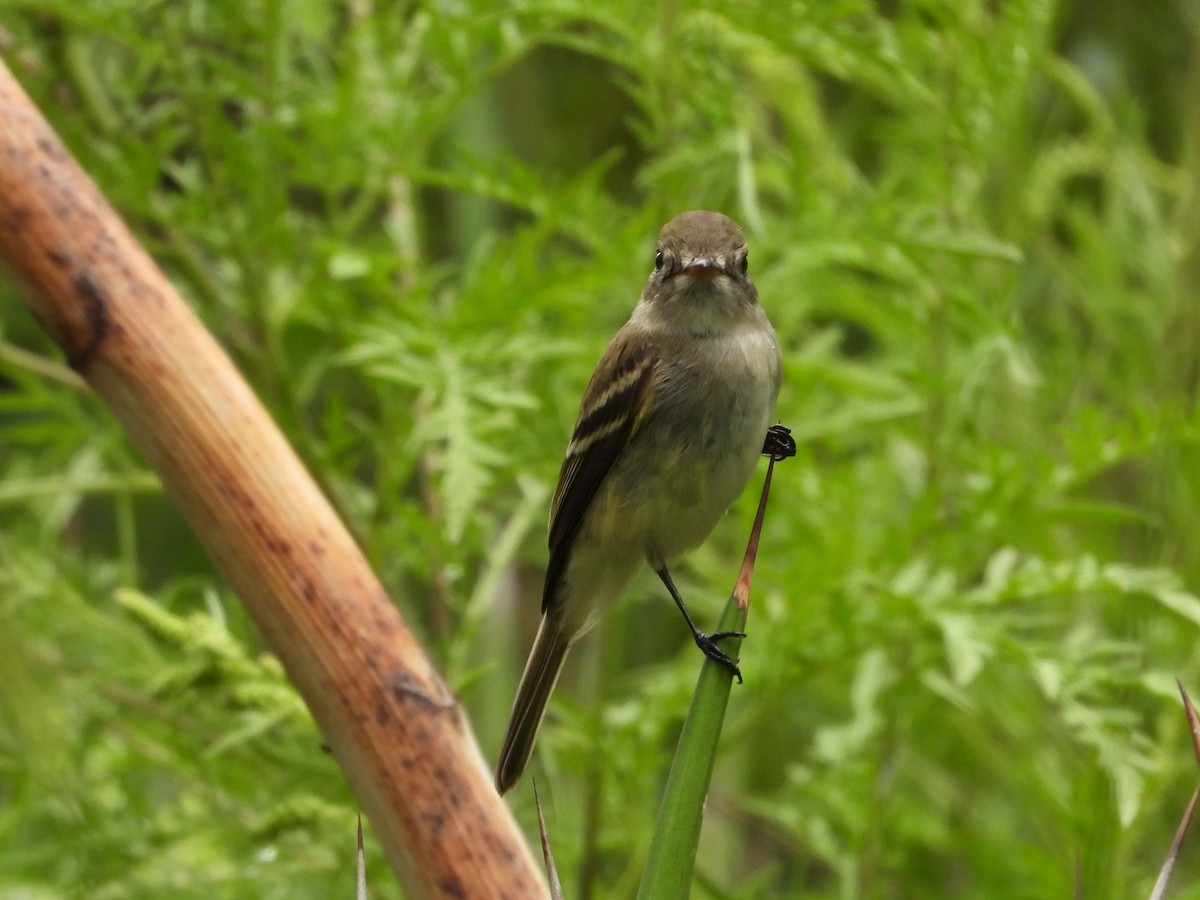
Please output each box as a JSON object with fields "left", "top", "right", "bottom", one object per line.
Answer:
{"left": 68, "top": 270, "right": 109, "bottom": 370}
{"left": 391, "top": 668, "right": 457, "bottom": 711}
{"left": 36, "top": 134, "right": 67, "bottom": 162}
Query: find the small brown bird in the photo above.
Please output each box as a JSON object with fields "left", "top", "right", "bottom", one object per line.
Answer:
{"left": 495, "top": 211, "right": 782, "bottom": 794}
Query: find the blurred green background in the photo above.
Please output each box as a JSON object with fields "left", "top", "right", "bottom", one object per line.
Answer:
{"left": 2, "top": 0, "right": 1200, "bottom": 897}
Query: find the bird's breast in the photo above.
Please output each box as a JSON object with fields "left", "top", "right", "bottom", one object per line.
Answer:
{"left": 592, "top": 325, "right": 780, "bottom": 564}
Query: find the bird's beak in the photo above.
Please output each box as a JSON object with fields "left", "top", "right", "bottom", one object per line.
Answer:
{"left": 683, "top": 257, "right": 721, "bottom": 280}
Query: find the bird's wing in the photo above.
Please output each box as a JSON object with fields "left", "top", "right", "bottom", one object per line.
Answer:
{"left": 543, "top": 336, "right": 658, "bottom": 613}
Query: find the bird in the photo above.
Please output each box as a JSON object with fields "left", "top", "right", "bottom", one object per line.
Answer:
{"left": 495, "top": 210, "right": 782, "bottom": 795}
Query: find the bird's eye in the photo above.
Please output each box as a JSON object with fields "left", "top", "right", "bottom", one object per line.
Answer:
{"left": 739, "top": 251, "right": 749, "bottom": 275}
{"left": 654, "top": 250, "right": 664, "bottom": 270}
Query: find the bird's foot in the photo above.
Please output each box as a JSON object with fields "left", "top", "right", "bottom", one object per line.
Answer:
{"left": 762, "top": 423, "right": 796, "bottom": 461}
{"left": 694, "top": 629, "right": 746, "bottom": 684}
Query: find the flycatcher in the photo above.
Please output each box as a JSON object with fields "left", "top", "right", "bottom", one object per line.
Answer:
{"left": 495, "top": 210, "right": 782, "bottom": 795}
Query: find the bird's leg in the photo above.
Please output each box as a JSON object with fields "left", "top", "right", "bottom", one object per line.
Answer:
{"left": 656, "top": 566, "right": 744, "bottom": 683}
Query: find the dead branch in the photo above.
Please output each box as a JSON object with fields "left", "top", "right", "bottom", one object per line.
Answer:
{"left": 0, "top": 58, "right": 543, "bottom": 899}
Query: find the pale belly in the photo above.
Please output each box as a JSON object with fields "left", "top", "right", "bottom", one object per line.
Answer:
{"left": 599, "top": 384, "right": 770, "bottom": 564}
{"left": 553, "top": 325, "right": 780, "bottom": 637}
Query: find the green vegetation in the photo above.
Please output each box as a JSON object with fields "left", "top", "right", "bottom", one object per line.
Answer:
{"left": 2, "top": 0, "right": 1199, "bottom": 896}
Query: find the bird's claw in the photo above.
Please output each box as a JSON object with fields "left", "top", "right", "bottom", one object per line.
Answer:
{"left": 762, "top": 423, "right": 796, "bottom": 461}
{"left": 695, "top": 630, "right": 745, "bottom": 683}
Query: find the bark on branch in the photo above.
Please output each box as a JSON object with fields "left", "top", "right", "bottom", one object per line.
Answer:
{"left": 0, "top": 58, "right": 544, "bottom": 898}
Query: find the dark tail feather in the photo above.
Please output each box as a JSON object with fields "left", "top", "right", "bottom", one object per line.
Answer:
{"left": 496, "top": 619, "right": 571, "bottom": 794}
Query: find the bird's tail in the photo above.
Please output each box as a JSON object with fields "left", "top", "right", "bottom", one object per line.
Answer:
{"left": 495, "top": 618, "right": 572, "bottom": 794}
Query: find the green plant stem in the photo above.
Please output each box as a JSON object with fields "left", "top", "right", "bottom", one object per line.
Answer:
{"left": 636, "top": 597, "right": 745, "bottom": 900}
{"left": 637, "top": 457, "right": 777, "bottom": 899}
